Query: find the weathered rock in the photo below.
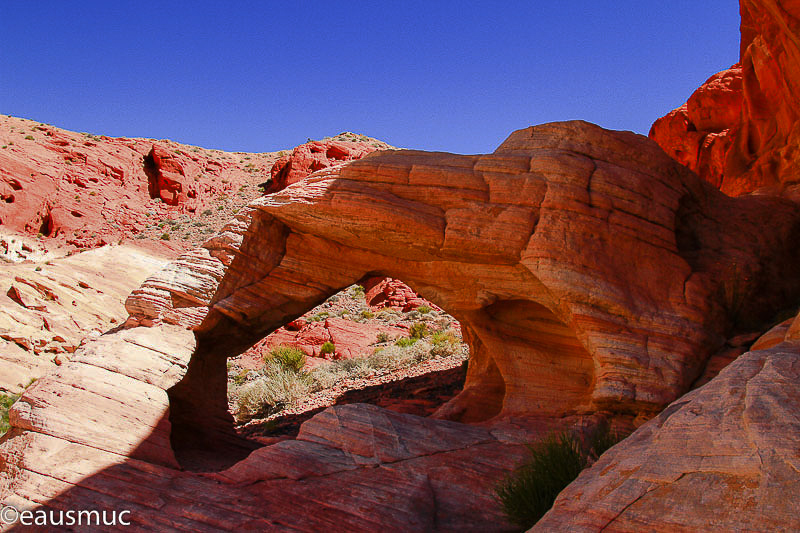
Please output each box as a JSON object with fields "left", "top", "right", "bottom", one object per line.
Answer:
{"left": 250, "top": 316, "right": 408, "bottom": 361}
{"left": 651, "top": 0, "right": 800, "bottom": 198}
{"left": 126, "top": 120, "right": 800, "bottom": 434}
{"left": 534, "top": 335, "right": 800, "bottom": 531}
{"left": 0, "top": 243, "right": 168, "bottom": 394}
{"left": 364, "top": 276, "right": 430, "bottom": 311}
{"left": 266, "top": 137, "right": 388, "bottom": 193}
{"left": 0, "top": 114, "right": 278, "bottom": 250}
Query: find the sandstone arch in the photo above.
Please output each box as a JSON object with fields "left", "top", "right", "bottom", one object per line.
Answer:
{"left": 5, "top": 120, "right": 800, "bottom": 529}
{"left": 121, "top": 120, "right": 800, "bottom": 450}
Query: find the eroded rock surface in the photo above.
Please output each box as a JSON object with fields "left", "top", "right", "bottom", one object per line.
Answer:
{"left": 651, "top": 0, "right": 800, "bottom": 198}
{"left": 266, "top": 136, "right": 390, "bottom": 194}
{"left": 3, "top": 120, "right": 800, "bottom": 531}
{"left": 534, "top": 312, "right": 800, "bottom": 531}
{"left": 0, "top": 243, "right": 168, "bottom": 393}
{"left": 0, "top": 114, "right": 279, "bottom": 250}
{"left": 127, "top": 120, "right": 800, "bottom": 432}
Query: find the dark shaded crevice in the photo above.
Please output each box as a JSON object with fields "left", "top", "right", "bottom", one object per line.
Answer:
{"left": 143, "top": 149, "right": 160, "bottom": 200}
{"left": 38, "top": 209, "right": 54, "bottom": 237}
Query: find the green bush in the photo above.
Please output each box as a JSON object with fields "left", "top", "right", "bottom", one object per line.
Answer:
{"left": 495, "top": 432, "right": 586, "bottom": 528}
{"left": 267, "top": 345, "right": 306, "bottom": 373}
{"left": 160, "top": 232, "right": 170, "bottom": 240}
{"left": 495, "top": 425, "right": 628, "bottom": 528}
{"left": 395, "top": 337, "right": 417, "bottom": 347}
{"left": 309, "top": 311, "right": 329, "bottom": 322}
{"left": 409, "top": 322, "right": 429, "bottom": 339}
{"left": 320, "top": 341, "right": 336, "bottom": 355}
{"left": 360, "top": 309, "right": 375, "bottom": 319}
{"left": 24, "top": 135, "right": 34, "bottom": 140}
{"left": 417, "top": 305, "right": 432, "bottom": 314}
{"left": 1, "top": 394, "right": 19, "bottom": 435}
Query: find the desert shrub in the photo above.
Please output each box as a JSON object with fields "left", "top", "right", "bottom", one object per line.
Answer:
{"left": 267, "top": 345, "right": 306, "bottom": 373}
{"left": 234, "top": 360, "right": 311, "bottom": 421}
{"left": 395, "top": 337, "right": 417, "bottom": 347}
{"left": 409, "top": 322, "right": 429, "bottom": 339}
{"left": 417, "top": 305, "right": 432, "bottom": 314}
{"left": 24, "top": 135, "right": 34, "bottom": 140}
{"left": 320, "top": 341, "right": 336, "bottom": 355}
{"left": 495, "top": 432, "right": 586, "bottom": 528}
{"left": 202, "top": 209, "right": 213, "bottom": 216}
{"left": 160, "top": 233, "right": 170, "bottom": 240}
{"left": 360, "top": 309, "right": 375, "bottom": 319}
{"left": 429, "top": 329, "right": 460, "bottom": 357}
{"left": 350, "top": 284, "right": 365, "bottom": 298}
{"left": 495, "top": 426, "right": 629, "bottom": 528}
{"left": 309, "top": 311, "right": 329, "bottom": 322}
{"left": 376, "top": 332, "right": 390, "bottom": 343}
{"left": 1, "top": 394, "right": 19, "bottom": 435}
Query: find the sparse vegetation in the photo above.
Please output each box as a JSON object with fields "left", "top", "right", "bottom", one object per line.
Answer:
{"left": 160, "top": 232, "right": 170, "bottom": 240}
{"left": 320, "top": 341, "right": 336, "bottom": 355}
{"left": 495, "top": 424, "right": 628, "bottom": 529}
{"left": 409, "top": 321, "right": 429, "bottom": 339}
{"left": 235, "top": 360, "right": 312, "bottom": 421}
{"left": 376, "top": 331, "right": 390, "bottom": 343}
{"left": 266, "top": 345, "right": 306, "bottom": 373}
{"left": 24, "top": 135, "right": 34, "bottom": 140}
{"left": 417, "top": 305, "right": 432, "bottom": 314}
{"left": 350, "top": 284, "right": 365, "bottom": 298}
{"left": 1, "top": 393, "right": 19, "bottom": 435}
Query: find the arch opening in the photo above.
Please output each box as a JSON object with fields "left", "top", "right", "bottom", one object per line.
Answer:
{"left": 167, "top": 276, "right": 472, "bottom": 472}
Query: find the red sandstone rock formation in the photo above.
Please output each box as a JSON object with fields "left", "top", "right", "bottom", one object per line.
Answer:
{"left": 4, "top": 120, "right": 800, "bottom": 530}
{"left": 0, "top": 114, "right": 277, "bottom": 250}
{"left": 265, "top": 136, "right": 386, "bottom": 193}
{"left": 651, "top": 0, "right": 800, "bottom": 198}
{"left": 125, "top": 120, "right": 800, "bottom": 433}
{"left": 364, "top": 276, "right": 430, "bottom": 311}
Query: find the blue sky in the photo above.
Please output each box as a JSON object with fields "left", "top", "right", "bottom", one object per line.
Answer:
{"left": 1, "top": 2, "right": 741, "bottom": 154}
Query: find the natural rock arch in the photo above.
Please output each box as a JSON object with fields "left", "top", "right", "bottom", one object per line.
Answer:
{"left": 123, "top": 120, "right": 800, "bottom": 451}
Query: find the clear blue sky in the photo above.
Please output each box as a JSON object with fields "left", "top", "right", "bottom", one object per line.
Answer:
{"left": 1, "top": 2, "right": 741, "bottom": 154}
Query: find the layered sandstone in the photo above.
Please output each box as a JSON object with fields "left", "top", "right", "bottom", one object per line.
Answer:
{"left": 534, "top": 311, "right": 800, "bottom": 531}
{"left": 0, "top": 242, "right": 168, "bottom": 394}
{"left": 3, "top": 121, "right": 800, "bottom": 530}
{"left": 651, "top": 0, "right": 800, "bottom": 198}
{"left": 124, "top": 120, "right": 800, "bottom": 439}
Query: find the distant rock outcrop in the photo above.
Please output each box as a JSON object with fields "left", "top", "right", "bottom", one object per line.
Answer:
{"left": 651, "top": 0, "right": 800, "bottom": 198}
{"left": 0, "top": 114, "right": 277, "bottom": 250}
{"left": 265, "top": 136, "right": 387, "bottom": 193}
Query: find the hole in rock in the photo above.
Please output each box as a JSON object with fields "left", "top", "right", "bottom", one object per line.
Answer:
{"left": 38, "top": 210, "right": 54, "bottom": 237}
{"left": 167, "top": 278, "right": 470, "bottom": 472}
{"left": 7, "top": 178, "right": 22, "bottom": 191}
{"left": 2, "top": 194, "right": 13, "bottom": 203}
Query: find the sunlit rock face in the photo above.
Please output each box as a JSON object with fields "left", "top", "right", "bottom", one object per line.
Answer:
{"left": 126, "top": 120, "right": 800, "bottom": 431}
{"left": 4, "top": 119, "right": 800, "bottom": 530}
{"left": 651, "top": 0, "right": 800, "bottom": 199}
